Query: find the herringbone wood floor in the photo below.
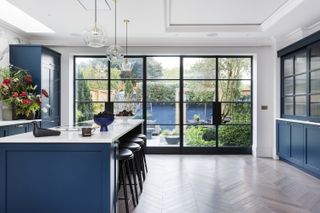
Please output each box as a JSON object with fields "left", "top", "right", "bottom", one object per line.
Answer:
{"left": 118, "top": 155, "right": 320, "bottom": 213}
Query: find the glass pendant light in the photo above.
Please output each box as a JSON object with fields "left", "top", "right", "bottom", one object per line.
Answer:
{"left": 83, "top": 0, "right": 107, "bottom": 48}
{"left": 106, "top": 0, "right": 124, "bottom": 63}
{"left": 121, "top": 19, "right": 134, "bottom": 72}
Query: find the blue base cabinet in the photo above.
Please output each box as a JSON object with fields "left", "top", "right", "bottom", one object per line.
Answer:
{"left": 0, "top": 143, "right": 118, "bottom": 213}
{"left": 277, "top": 120, "right": 320, "bottom": 178}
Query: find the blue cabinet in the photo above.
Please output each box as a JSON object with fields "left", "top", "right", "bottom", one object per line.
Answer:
{"left": 10, "top": 45, "right": 61, "bottom": 128}
{"left": 277, "top": 120, "right": 320, "bottom": 178}
{"left": 305, "top": 125, "right": 320, "bottom": 175}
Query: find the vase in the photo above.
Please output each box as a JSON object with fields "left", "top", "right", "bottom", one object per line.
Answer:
{"left": 1, "top": 102, "right": 13, "bottom": 120}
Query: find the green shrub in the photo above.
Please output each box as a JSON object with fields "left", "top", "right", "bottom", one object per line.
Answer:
{"left": 219, "top": 125, "right": 251, "bottom": 147}
{"left": 185, "top": 126, "right": 215, "bottom": 147}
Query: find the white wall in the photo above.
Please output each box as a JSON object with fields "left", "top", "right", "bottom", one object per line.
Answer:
{"left": 50, "top": 45, "right": 276, "bottom": 158}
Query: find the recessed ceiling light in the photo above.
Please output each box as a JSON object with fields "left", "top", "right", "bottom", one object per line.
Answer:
{"left": 207, "top": 33, "right": 218, "bottom": 37}
{"left": 0, "top": 0, "right": 54, "bottom": 33}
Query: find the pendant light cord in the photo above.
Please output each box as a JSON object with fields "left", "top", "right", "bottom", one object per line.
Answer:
{"left": 94, "top": 0, "right": 97, "bottom": 27}
{"left": 114, "top": 0, "right": 117, "bottom": 46}
{"left": 125, "top": 20, "right": 128, "bottom": 56}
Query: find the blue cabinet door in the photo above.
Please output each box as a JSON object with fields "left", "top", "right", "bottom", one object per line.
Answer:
{"left": 305, "top": 125, "right": 320, "bottom": 175}
{"left": 7, "top": 124, "right": 28, "bottom": 136}
{"left": 277, "top": 121, "right": 291, "bottom": 159}
{"left": 290, "top": 123, "right": 304, "bottom": 166}
{"left": 0, "top": 127, "right": 6, "bottom": 137}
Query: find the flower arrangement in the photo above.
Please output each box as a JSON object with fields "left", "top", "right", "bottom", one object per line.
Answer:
{"left": 0, "top": 66, "right": 48, "bottom": 119}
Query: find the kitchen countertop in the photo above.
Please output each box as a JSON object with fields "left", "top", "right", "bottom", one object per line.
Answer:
{"left": 0, "top": 119, "right": 41, "bottom": 127}
{"left": 0, "top": 118, "right": 144, "bottom": 143}
{"left": 276, "top": 118, "right": 320, "bottom": 126}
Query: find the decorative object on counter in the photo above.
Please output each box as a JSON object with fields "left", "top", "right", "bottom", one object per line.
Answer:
{"left": 105, "top": 102, "right": 114, "bottom": 115}
{"left": 93, "top": 111, "right": 115, "bottom": 131}
{"left": 0, "top": 65, "right": 49, "bottom": 120}
{"left": 32, "top": 121, "right": 61, "bottom": 137}
{"left": 116, "top": 110, "right": 134, "bottom": 116}
{"left": 83, "top": 0, "right": 106, "bottom": 48}
{"left": 81, "top": 127, "right": 96, "bottom": 137}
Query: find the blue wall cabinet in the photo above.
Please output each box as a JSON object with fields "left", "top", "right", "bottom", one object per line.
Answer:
{"left": 10, "top": 45, "right": 61, "bottom": 128}
{"left": 277, "top": 120, "right": 320, "bottom": 178}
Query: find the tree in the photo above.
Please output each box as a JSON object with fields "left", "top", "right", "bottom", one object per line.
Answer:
{"left": 76, "top": 72, "right": 93, "bottom": 122}
{"left": 147, "top": 57, "right": 163, "bottom": 78}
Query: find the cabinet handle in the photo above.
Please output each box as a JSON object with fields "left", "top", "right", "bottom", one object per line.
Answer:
{"left": 16, "top": 125, "right": 24, "bottom": 128}
{"left": 50, "top": 120, "right": 55, "bottom": 123}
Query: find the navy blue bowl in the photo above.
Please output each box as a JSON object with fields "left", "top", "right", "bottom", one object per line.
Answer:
{"left": 93, "top": 115, "right": 115, "bottom": 132}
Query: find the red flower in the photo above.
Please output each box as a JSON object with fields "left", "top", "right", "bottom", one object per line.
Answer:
{"left": 41, "top": 89, "right": 49, "bottom": 98}
{"left": 2, "top": 79, "right": 11, "bottom": 85}
{"left": 12, "top": 92, "right": 19, "bottom": 98}
{"left": 22, "top": 99, "right": 32, "bottom": 105}
{"left": 20, "top": 91, "right": 27, "bottom": 97}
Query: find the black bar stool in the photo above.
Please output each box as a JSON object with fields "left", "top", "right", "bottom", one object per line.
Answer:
{"left": 135, "top": 134, "right": 148, "bottom": 174}
{"left": 119, "top": 143, "right": 144, "bottom": 193}
{"left": 129, "top": 137, "right": 147, "bottom": 180}
{"left": 118, "top": 148, "right": 136, "bottom": 213}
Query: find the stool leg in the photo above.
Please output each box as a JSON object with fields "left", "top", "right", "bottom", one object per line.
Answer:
{"left": 130, "top": 159, "right": 139, "bottom": 202}
{"left": 125, "top": 160, "right": 136, "bottom": 207}
{"left": 139, "top": 150, "right": 146, "bottom": 181}
{"left": 120, "top": 162, "right": 130, "bottom": 213}
{"left": 134, "top": 152, "right": 143, "bottom": 192}
{"left": 141, "top": 147, "right": 148, "bottom": 173}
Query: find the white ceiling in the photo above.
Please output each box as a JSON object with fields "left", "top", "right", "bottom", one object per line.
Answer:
{"left": 3, "top": 0, "right": 320, "bottom": 46}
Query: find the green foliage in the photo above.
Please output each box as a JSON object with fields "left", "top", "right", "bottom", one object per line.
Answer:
{"left": 219, "top": 125, "right": 251, "bottom": 147}
{"left": 147, "top": 82, "right": 177, "bottom": 102}
{"left": 160, "top": 128, "right": 179, "bottom": 136}
{"left": 76, "top": 72, "right": 93, "bottom": 122}
{"left": 147, "top": 58, "right": 163, "bottom": 78}
{"left": 185, "top": 126, "right": 215, "bottom": 147}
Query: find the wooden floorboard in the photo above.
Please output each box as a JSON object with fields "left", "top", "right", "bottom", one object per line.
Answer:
{"left": 118, "top": 155, "right": 320, "bottom": 213}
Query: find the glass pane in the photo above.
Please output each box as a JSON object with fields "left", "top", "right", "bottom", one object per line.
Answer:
{"left": 284, "top": 58, "right": 293, "bottom": 77}
{"left": 114, "top": 102, "right": 143, "bottom": 117}
{"left": 284, "top": 77, "right": 294, "bottom": 95}
{"left": 75, "top": 80, "right": 108, "bottom": 101}
{"left": 284, "top": 97, "right": 293, "bottom": 115}
{"left": 110, "top": 80, "right": 142, "bottom": 102}
{"left": 146, "top": 103, "right": 179, "bottom": 125}
{"left": 218, "top": 80, "right": 251, "bottom": 101}
{"left": 146, "top": 57, "right": 180, "bottom": 79}
{"left": 218, "top": 58, "right": 251, "bottom": 79}
{"left": 295, "top": 96, "right": 306, "bottom": 116}
{"left": 147, "top": 125, "right": 179, "bottom": 147}
{"left": 75, "top": 102, "right": 105, "bottom": 123}
{"left": 311, "top": 42, "right": 320, "bottom": 71}
{"left": 111, "top": 58, "right": 143, "bottom": 79}
{"left": 218, "top": 125, "right": 251, "bottom": 147}
{"left": 311, "top": 95, "right": 320, "bottom": 116}
{"left": 221, "top": 103, "right": 251, "bottom": 124}
{"left": 146, "top": 81, "right": 179, "bottom": 102}
{"left": 184, "top": 125, "right": 216, "bottom": 147}
{"left": 184, "top": 81, "right": 215, "bottom": 102}
{"left": 295, "top": 74, "right": 306, "bottom": 95}
{"left": 183, "top": 58, "right": 216, "bottom": 79}
{"left": 311, "top": 71, "right": 320, "bottom": 93}
{"left": 75, "top": 57, "right": 108, "bottom": 79}
{"left": 295, "top": 53, "right": 307, "bottom": 74}
{"left": 184, "top": 103, "right": 212, "bottom": 124}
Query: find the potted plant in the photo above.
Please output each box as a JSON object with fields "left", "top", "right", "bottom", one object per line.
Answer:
{"left": 160, "top": 128, "right": 180, "bottom": 145}
{"left": 0, "top": 66, "right": 49, "bottom": 120}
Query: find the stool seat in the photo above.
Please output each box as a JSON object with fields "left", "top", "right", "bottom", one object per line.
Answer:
{"left": 128, "top": 137, "right": 145, "bottom": 146}
{"left": 136, "top": 134, "right": 147, "bottom": 140}
{"left": 119, "top": 148, "right": 133, "bottom": 161}
{"left": 120, "top": 142, "right": 141, "bottom": 152}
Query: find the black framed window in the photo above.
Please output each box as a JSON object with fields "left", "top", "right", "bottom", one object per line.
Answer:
{"left": 74, "top": 55, "right": 253, "bottom": 153}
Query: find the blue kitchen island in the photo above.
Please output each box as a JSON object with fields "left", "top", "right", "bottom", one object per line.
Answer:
{"left": 0, "top": 119, "right": 144, "bottom": 213}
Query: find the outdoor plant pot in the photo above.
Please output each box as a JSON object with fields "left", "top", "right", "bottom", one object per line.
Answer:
{"left": 165, "top": 136, "right": 180, "bottom": 145}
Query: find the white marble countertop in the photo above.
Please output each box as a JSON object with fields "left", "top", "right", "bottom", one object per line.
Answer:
{"left": 0, "top": 119, "right": 41, "bottom": 127}
{"left": 276, "top": 118, "right": 320, "bottom": 126}
{"left": 0, "top": 118, "right": 144, "bottom": 143}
